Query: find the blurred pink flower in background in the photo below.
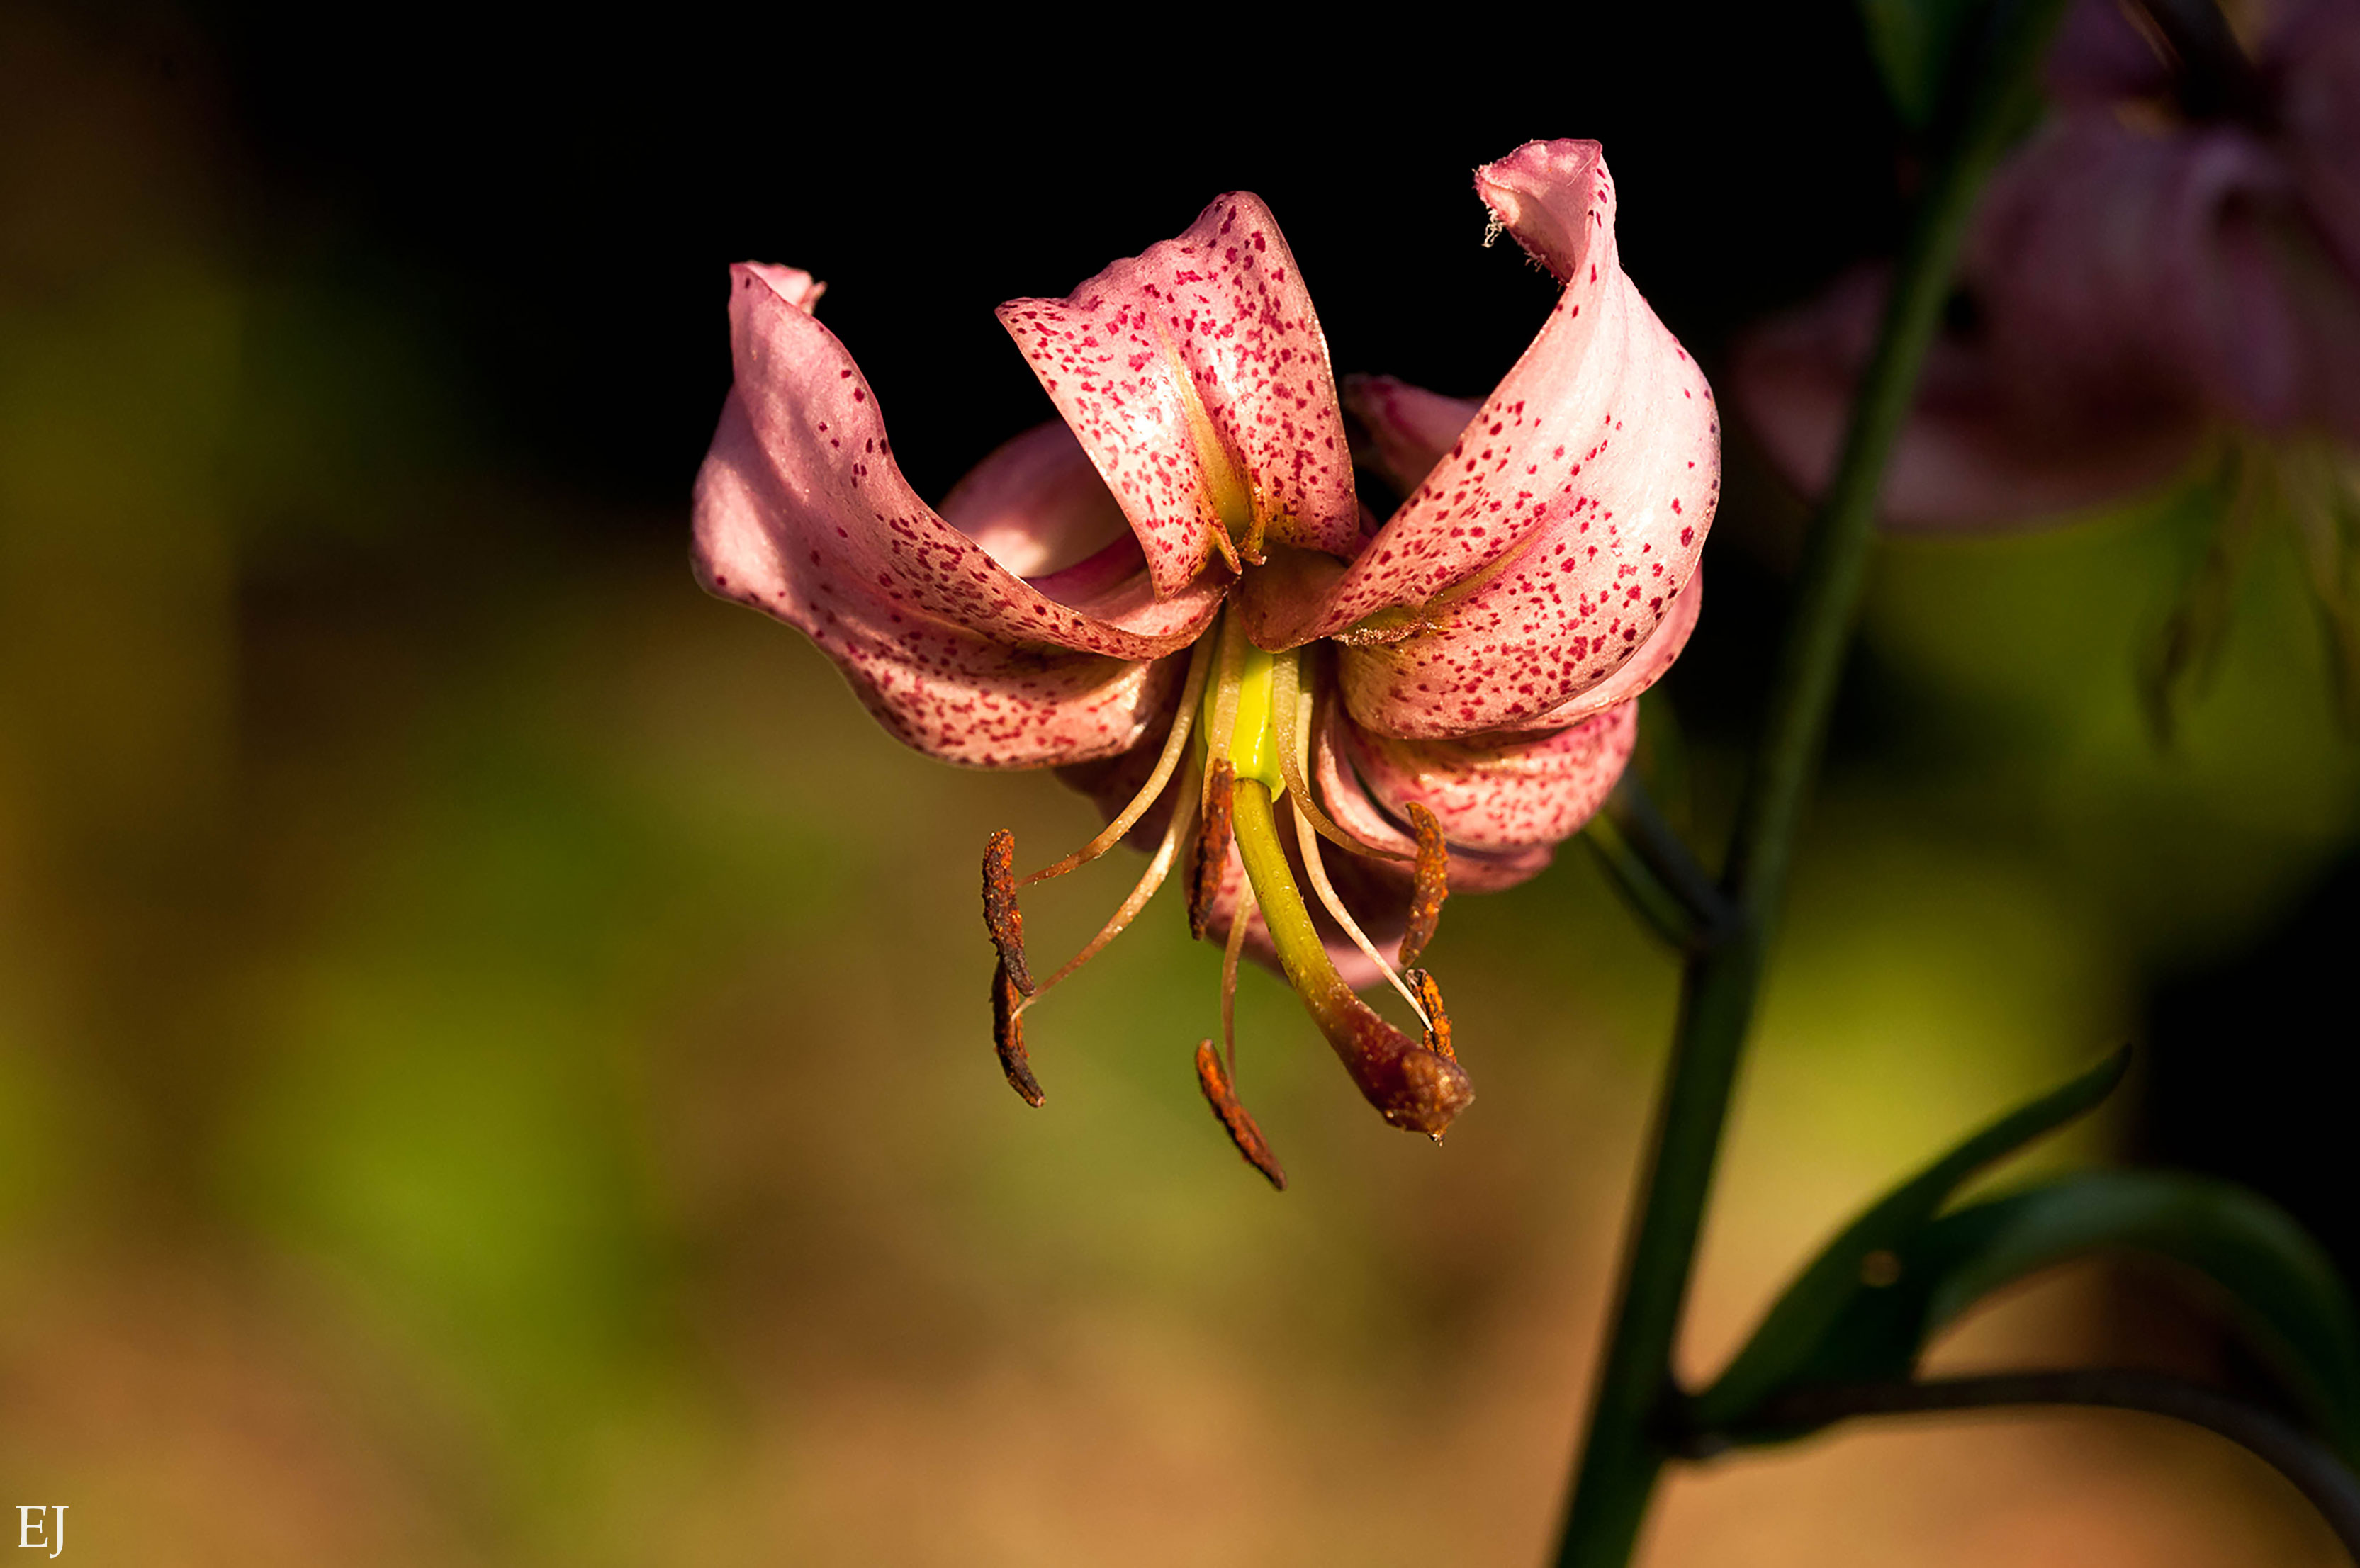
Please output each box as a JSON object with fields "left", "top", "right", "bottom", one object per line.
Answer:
{"left": 1737, "top": 0, "right": 2360, "bottom": 530}
{"left": 693, "top": 140, "right": 1719, "bottom": 1158}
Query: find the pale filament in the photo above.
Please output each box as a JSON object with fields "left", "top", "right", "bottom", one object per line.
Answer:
{"left": 1025, "top": 633, "right": 1217, "bottom": 887}
{"left": 1291, "top": 795, "right": 1432, "bottom": 1030}
{"left": 1220, "top": 875, "right": 1259, "bottom": 1080}
{"left": 1014, "top": 761, "right": 1202, "bottom": 1016}
{"left": 1277, "top": 663, "right": 1404, "bottom": 861}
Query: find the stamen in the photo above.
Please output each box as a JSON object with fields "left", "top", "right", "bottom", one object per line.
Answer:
{"left": 1237, "top": 510, "right": 1268, "bottom": 567}
{"left": 1220, "top": 874, "right": 1259, "bottom": 1078}
{"left": 982, "top": 828, "right": 1033, "bottom": 995}
{"left": 1397, "top": 802, "right": 1451, "bottom": 969}
{"left": 1271, "top": 649, "right": 1405, "bottom": 861}
{"left": 1206, "top": 522, "right": 1244, "bottom": 577}
{"left": 1187, "top": 757, "right": 1237, "bottom": 942}
{"left": 1290, "top": 796, "right": 1432, "bottom": 1029}
{"left": 1014, "top": 765, "right": 1201, "bottom": 1013}
{"left": 1196, "top": 1038, "right": 1286, "bottom": 1190}
{"left": 1405, "top": 966, "right": 1454, "bottom": 1061}
{"left": 1023, "top": 633, "right": 1217, "bottom": 886}
{"left": 991, "top": 959, "right": 1045, "bottom": 1106}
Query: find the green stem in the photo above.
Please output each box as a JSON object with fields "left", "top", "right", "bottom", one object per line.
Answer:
{"left": 1551, "top": 6, "right": 2069, "bottom": 1563}
{"left": 1584, "top": 773, "right": 1733, "bottom": 952}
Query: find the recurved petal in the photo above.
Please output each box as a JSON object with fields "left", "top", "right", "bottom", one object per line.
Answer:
{"left": 996, "top": 194, "right": 1359, "bottom": 599}
{"left": 1309, "top": 704, "right": 1563, "bottom": 894}
{"left": 1972, "top": 114, "right": 2313, "bottom": 432}
{"left": 694, "top": 264, "right": 1220, "bottom": 767}
{"left": 939, "top": 419, "right": 1136, "bottom": 580}
{"left": 1522, "top": 568, "right": 1701, "bottom": 726}
{"left": 1334, "top": 701, "right": 1637, "bottom": 858}
{"left": 941, "top": 420, "right": 1224, "bottom": 643}
{"left": 1259, "top": 143, "right": 1719, "bottom": 741}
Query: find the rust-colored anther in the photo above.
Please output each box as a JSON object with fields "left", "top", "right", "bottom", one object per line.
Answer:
{"left": 982, "top": 828, "right": 1033, "bottom": 994}
{"left": 1398, "top": 801, "right": 1450, "bottom": 969}
{"left": 1406, "top": 967, "right": 1454, "bottom": 1061}
{"left": 1194, "top": 1039, "right": 1286, "bottom": 1190}
{"left": 991, "top": 959, "right": 1045, "bottom": 1107}
{"left": 1186, "top": 759, "right": 1237, "bottom": 942}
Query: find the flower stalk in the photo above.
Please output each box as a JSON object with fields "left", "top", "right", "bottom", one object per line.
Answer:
{"left": 1551, "top": 3, "right": 2072, "bottom": 1562}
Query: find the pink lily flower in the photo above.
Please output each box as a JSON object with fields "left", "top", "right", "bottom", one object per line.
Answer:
{"left": 1734, "top": 0, "right": 2360, "bottom": 530}
{"left": 694, "top": 140, "right": 1718, "bottom": 1181}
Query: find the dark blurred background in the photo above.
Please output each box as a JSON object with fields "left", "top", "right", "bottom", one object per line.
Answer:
{"left": 4, "top": 2, "right": 2355, "bottom": 1562}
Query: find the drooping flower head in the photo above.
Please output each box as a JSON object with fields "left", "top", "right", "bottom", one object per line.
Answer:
{"left": 695, "top": 140, "right": 1718, "bottom": 1183}
{"left": 1736, "top": 0, "right": 2360, "bottom": 529}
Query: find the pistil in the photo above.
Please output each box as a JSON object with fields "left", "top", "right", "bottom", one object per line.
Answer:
{"left": 1227, "top": 777, "right": 1472, "bottom": 1136}
{"left": 1202, "top": 611, "right": 1430, "bottom": 1025}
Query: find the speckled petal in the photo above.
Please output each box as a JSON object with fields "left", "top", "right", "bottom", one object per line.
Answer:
{"left": 1310, "top": 704, "right": 1562, "bottom": 895}
{"left": 1255, "top": 142, "right": 1719, "bottom": 741}
{"left": 1337, "top": 701, "right": 1637, "bottom": 857}
{"left": 1518, "top": 567, "right": 1702, "bottom": 727}
{"left": 694, "top": 264, "right": 1220, "bottom": 767}
{"left": 997, "top": 194, "right": 1359, "bottom": 599}
{"left": 940, "top": 420, "right": 1225, "bottom": 643}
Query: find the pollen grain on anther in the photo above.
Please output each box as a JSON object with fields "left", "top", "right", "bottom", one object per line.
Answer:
{"left": 1187, "top": 757, "right": 1237, "bottom": 942}
{"left": 1398, "top": 802, "right": 1451, "bottom": 969}
{"left": 982, "top": 828, "right": 1033, "bottom": 994}
{"left": 1406, "top": 966, "right": 1454, "bottom": 1061}
{"left": 1195, "top": 1039, "right": 1286, "bottom": 1190}
{"left": 992, "top": 958, "right": 1046, "bottom": 1107}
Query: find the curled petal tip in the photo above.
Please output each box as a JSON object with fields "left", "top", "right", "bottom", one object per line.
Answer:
{"left": 1475, "top": 140, "right": 1609, "bottom": 284}
{"left": 731, "top": 261, "right": 826, "bottom": 314}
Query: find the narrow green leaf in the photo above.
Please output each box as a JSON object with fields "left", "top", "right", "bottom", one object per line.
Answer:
{"left": 1692, "top": 1047, "right": 2128, "bottom": 1428}
{"left": 1859, "top": 0, "right": 1983, "bottom": 128}
{"left": 1755, "top": 1171, "right": 2360, "bottom": 1457}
